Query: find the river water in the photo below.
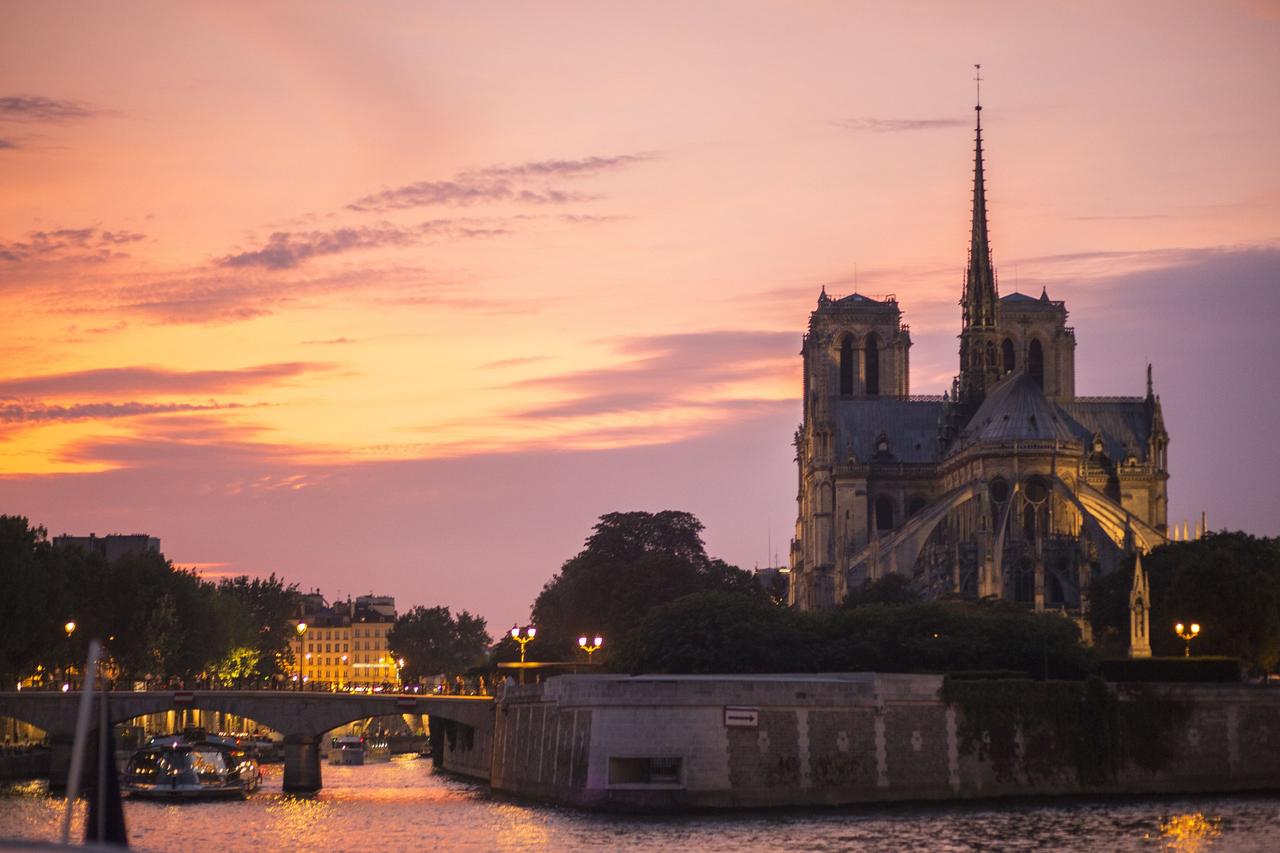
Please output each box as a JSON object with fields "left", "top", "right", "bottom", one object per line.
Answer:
{"left": 2, "top": 756, "right": 1278, "bottom": 852}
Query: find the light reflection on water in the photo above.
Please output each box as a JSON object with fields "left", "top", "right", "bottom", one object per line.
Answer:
{"left": 2, "top": 756, "right": 1278, "bottom": 852}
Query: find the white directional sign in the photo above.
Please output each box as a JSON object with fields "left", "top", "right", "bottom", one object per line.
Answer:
{"left": 723, "top": 706, "right": 759, "bottom": 728}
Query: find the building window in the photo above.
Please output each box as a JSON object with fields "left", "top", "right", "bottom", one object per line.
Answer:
{"left": 874, "top": 495, "right": 894, "bottom": 531}
{"left": 907, "top": 496, "right": 927, "bottom": 518}
{"left": 1029, "top": 338, "right": 1044, "bottom": 389}
{"left": 608, "top": 757, "right": 683, "bottom": 785}
{"left": 839, "top": 334, "right": 855, "bottom": 396}
{"left": 864, "top": 334, "right": 880, "bottom": 396}
{"left": 1014, "top": 558, "right": 1035, "bottom": 603}
{"left": 1001, "top": 338, "right": 1015, "bottom": 374}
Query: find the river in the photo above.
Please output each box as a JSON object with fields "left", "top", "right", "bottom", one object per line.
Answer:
{"left": 2, "top": 756, "right": 1278, "bottom": 851}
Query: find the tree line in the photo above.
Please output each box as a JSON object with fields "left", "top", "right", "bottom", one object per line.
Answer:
{"left": 0, "top": 516, "right": 297, "bottom": 687}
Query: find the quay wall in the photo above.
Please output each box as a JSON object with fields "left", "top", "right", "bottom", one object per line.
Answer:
{"left": 489, "top": 674, "right": 1280, "bottom": 810}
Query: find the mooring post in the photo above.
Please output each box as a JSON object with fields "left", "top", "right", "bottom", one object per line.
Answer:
{"left": 282, "top": 733, "right": 322, "bottom": 793}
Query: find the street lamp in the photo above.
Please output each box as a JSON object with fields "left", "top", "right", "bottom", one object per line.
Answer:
{"left": 577, "top": 635, "right": 604, "bottom": 662}
{"left": 1174, "top": 622, "right": 1201, "bottom": 657}
{"left": 397, "top": 658, "right": 405, "bottom": 691}
{"left": 63, "top": 621, "right": 77, "bottom": 688}
{"left": 340, "top": 654, "right": 348, "bottom": 691}
{"left": 295, "top": 622, "right": 308, "bottom": 690}
{"left": 510, "top": 625, "right": 537, "bottom": 663}
{"left": 64, "top": 621, "right": 77, "bottom": 638}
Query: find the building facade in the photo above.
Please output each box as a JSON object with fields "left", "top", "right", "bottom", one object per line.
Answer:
{"left": 52, "top": 532, "right": 161, "bottom": 562}
{"left": 789, "top": 95, "right": 1169, "bottom": 615}
{"left": 290, "top": 593, "right": 400, "bottom": 689}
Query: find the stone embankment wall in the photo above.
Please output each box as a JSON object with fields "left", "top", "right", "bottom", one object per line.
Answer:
{"left": 488, "top": 674, "right": 1280, "bottom": 810}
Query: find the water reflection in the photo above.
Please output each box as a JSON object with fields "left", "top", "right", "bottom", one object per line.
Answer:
{"left": 2, "top": 759, "right": 1278, "bottom": 852}
{"left": 1157, "top": 812, "right": 1223, "bottom": 852}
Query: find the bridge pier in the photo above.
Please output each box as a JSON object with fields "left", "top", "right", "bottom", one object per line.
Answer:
{"left": 283, "top": 734, "right": 322, "bottom": 793}
{"left": 47, "top": 734, "right": 73, "bottom": 793}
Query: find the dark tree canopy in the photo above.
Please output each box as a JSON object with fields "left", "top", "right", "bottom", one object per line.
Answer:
{"left": 387, "top": 605, "right": 491, "bottom": 683}
{"left": 0, "top": 515, "right": 300, "bottom": 686}
{"left": 1092, "top": 532, "right": 1280, "bottom": 673}
{"left": 525, "top": 511, "right": 762, "bottom": 662}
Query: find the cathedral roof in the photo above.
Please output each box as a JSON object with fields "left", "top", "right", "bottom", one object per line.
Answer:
{"left": 1000, "top": 291, "right": 1040, "bottom": 303}
{"left": 1059, "top": 398, "right": 1154, "bottom": 463}
{"left": 830, "top": 398, "right": 945, "bottom": 464}
{"left": 958, "top": 372, "right": 1078, "bottom": 445}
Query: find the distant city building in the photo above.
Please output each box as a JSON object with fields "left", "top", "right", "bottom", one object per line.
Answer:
{"left": 290, "top": 592, "right": 400, "bottom": 688}
{"left": 789, "top": 91, "right": 1170, "bottom": 616}
{"left": 52, "top": 532, "right": 161, "bottom": 562}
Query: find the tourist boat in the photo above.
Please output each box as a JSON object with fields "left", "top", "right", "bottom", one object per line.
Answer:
{"left": 328, "top": 735, "right": 367, "bottom": 765}
{"left": 123, "top": 740, "right": 261, "bottom": 799}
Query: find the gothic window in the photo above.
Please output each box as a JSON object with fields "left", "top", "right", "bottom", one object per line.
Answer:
{"left": 1028, "top": 338, "right": 1045, "bottom": 389}
{"left": 864, "top": 333, "right": 880, "bottom": 396}
{"left": 874, "top": 495, "right": 894, "bottom": 531}
{"left": 1014, "top": 557, "right": 1035, "bottom": 603}
{"left": 839, "top": 334, "right": 855, "bottom": 396}
{"left": 1001, "top": 338, "right": 1015, "bottom": 374}
{"left": 985, "top": 340, "right": 996, "bottom": 372}
{"left": 1047, "top": 572, "right": 1065, "bottom": 605}
{"left": 989, "top": 476, "right": 1010, "bottom": 504}
{"left": 1023, "top": 504, "right": 1037, "bottom": 540}
{"left": 907, "top": 496, "right": 927, "bottom": 518}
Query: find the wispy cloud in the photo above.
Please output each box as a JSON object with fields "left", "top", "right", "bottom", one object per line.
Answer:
{"left": 303, "top": 336, "right": 356, "bottom": 345}
{"left": 0, "top": 138, "right": 18, "bottom": 150}
{"left": 0, "top": 227, "right": 145, "bottom": 264}
{"left": 216, "top": 219, "right": 507, "bottom": 270}
{"left": 0, "top": 95, "right": 100, "bottom": 123}
{"left": 348, "top": 153, "right": 649, "bottom": 212}
{"left": 0, "top": 400, "right": 243, "bottom": 424}
{"left": 0, "top": 362, "right": 333, "bottom": 399}
{"left": 504, "top": 330, "right": 796, "bottom": 420}
{"left": 218, "top": 225, "right": 420, "bottom": 270}
{"left": 480, "top": 355, "right": 547, "bottom": 370}
{"left": 832, "top": 117, "right": 966, "bottom": 133}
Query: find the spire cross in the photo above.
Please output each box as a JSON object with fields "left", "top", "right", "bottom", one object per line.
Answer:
{"left": 974, "top": 63, "right": 983, "bottom": 111}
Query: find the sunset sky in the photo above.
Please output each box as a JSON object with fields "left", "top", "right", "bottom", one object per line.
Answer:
{"left": 3, "top": 1, "right": 1278, "bottom": 632}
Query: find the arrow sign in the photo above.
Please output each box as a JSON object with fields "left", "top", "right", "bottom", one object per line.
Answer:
{"left": 723, "top": 706, "right": 759, "bottom": 728}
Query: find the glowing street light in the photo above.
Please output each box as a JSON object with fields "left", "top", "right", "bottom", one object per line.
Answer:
{"left": 64, "top": 621, "right": 77, "bottom": 638}
{"left": 510, "top": 625, "right": 537, "bottom": 663}
{"left": 1174, "top": 622, "right": 1201, "bottom": 657}
{"left": 340, "top": 654, "right": 348, "bottom": 691}
{"left": 295, "top": 622, "right": 308, "bottom": 689}
{"left": 577, "top": 635, "right": 604, "bottom": 662}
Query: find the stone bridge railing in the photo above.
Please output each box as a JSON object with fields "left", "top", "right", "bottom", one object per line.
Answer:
{"left": 0, "top": 690, "right": 493, "bottom": 792}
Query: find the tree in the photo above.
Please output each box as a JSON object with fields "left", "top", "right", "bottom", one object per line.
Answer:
{"left": 387, "top": 606, "right": 491, "bottom": 683}
{"left": 526, "top": 511, "right": 762, "bottom": 662}
{"left": 843, "top": 574, "right": 921, "bottom": 608}
{"left": 217, "top": 574, "right": 299, "bottom": 679}
{"left": 1091, "top": 533, "right": 1280, "bottom": 673}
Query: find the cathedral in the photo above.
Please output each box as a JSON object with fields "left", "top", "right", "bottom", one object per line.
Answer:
{"left": 788, "top": 91, "right": 1170, "bottom": 616}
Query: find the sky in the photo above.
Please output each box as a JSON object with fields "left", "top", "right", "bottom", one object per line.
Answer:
{"left": 2, "top": 1, "right": 1278, "bottom": 634}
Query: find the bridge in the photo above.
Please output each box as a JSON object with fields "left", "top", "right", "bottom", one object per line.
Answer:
{"left": 0, "top": 690, "right": 493, "bottom": 792}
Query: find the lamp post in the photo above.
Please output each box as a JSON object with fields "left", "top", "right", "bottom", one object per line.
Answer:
{"left": 63, "top": 621, "right": 76, "bottom": 689}
{"left": 510, "top": 624, "right": 537, "bottom": 663}
{"left": 1174, "top": 622, "right": 1201, "bottom": 657}
{"left": 577, "top": 635, "right": 603, "bottom": 662}
{"left": 340, "top": 654, "right": 348, "bottom": 691}
{"left": 396, "top": 658, "right": 405, "bottom": 692}
{"left": 295, "top": 622, "right": 308, "bottom": 690}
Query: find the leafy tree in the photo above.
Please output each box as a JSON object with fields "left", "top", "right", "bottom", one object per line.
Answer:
{"left": 611, "top": 593, "right": 1096, "bottom": 678}
{"left": 0, "top": 517, "right": 63, "bottom": 685}
{"left": 217, "top": 574, "right": 299, "bottom": 679}
{"left": 388, "top": 606, "right": 491, "bottom": 683}
{"left": 526, "top": 511, "right": 762, "bottom": 662}
{"left": 843, "top": 574, "right": 921, "bottom": 608}
{"left": 1091, "top": 533, "right": 1280, "bottom": 673}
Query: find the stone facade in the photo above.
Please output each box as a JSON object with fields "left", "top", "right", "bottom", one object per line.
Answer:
{"left": 487, "top": 675, "right": 1280, "bottom": 810}
{"left": 788, "top": 97, "right": 1169, "bottom": 613}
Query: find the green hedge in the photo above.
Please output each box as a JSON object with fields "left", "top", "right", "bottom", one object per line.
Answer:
{"left": 1100, "top": 656, "right": 1242, "bottom": 683}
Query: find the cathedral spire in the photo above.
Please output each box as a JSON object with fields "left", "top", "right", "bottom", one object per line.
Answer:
{"left": 963, "top": 64, "right": 997, "bottom": 330}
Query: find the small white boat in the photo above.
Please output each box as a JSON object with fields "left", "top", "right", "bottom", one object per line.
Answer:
{"left": 328, "top": 735, "right": 366, "bottom": 765}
